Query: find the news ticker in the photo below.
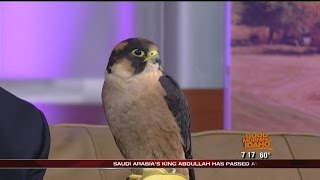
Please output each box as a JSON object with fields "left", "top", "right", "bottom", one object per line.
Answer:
{"left": 0, "top": 160, "right": 319, "bottom": 168}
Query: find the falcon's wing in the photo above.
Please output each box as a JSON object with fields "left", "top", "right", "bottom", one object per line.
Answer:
{"left": 159, "top": 73, "right": 193, "bottom": 159}
{"left": 159, "top": 73, "right": 195, "bottom": 180}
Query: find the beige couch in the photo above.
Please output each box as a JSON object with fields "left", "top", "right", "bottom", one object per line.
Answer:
{"left": 45, "top": 124, "right": 320, "bottom": 180}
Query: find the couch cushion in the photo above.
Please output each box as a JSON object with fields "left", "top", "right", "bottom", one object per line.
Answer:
{"left": 45, "top": 124, "right": 320, "bottom": 180}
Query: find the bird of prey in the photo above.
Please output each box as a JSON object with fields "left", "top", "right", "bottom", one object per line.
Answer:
{"left": 102, "top": 38, "right": 195, "bottom": 180}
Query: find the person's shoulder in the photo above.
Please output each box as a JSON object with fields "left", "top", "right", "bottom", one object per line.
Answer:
{"left": 0, "top": 87, "right": 42, "bottom": 120}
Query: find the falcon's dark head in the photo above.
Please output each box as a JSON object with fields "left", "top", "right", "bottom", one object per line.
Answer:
{"left": 106, "top": 38, "right": 161, "bottom": 78}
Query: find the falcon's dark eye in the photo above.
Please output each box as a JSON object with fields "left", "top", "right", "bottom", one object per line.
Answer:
{"left": 131, "top": 49, "right": 145, "bottom": 57}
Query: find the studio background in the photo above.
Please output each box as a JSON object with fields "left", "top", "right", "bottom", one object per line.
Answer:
{"left": 231, "top": 1, "right": 320, "bottom": 133}
{"left": 0, "top": 2, "right": 227, "bottom": 132}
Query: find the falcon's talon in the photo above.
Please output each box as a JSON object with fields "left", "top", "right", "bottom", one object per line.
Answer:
{"left": 171, "top": 168, "right": 177, "bottom": 173}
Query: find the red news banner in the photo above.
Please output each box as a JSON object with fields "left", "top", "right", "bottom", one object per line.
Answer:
{"left": 0, "top": 160, "right": 319, "bottom": 168}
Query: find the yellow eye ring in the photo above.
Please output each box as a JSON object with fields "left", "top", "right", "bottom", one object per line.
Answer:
{"left": 148, "top": 50, "right": 158, "bottom": 57}
{"left": 131, "top": 49, "right": 145, "bottom": 57}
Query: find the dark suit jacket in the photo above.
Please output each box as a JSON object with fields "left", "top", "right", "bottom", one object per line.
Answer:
{"left": 0, "top": 87, "right": 50, "bottom": 180}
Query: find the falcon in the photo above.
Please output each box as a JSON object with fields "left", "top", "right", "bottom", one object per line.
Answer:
{"left": 102, "top": 38, "right": 195, "bottom": 180}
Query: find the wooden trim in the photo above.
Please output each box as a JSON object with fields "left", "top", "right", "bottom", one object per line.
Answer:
{"left": 183, "top": 89, "right": 224, "bottom": 132}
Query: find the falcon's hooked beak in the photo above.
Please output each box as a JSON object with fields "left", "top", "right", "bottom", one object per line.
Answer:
{"left": 144, "top": 50, "right": 160, "bottom": 64}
